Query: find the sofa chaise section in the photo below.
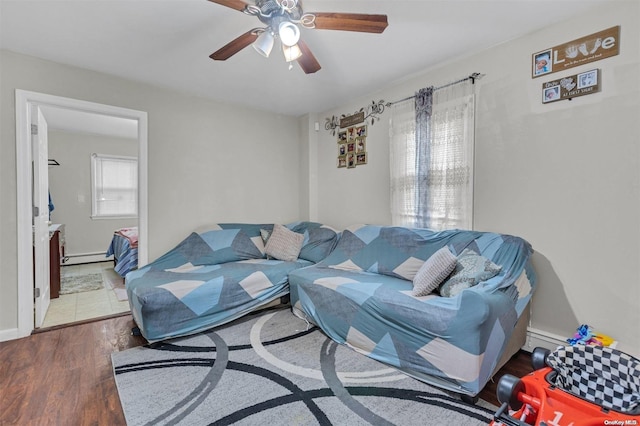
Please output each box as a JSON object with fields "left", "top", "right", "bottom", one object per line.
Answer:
{"left": 126, "top": 222, "right": 338, "bottom": 342}
{"left": 288, "top": 224, "right": 536, "bottom": 397}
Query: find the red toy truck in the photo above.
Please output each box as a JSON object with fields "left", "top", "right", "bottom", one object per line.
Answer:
{"left": 490, "top": 345, "right": 640, "bottom": 426}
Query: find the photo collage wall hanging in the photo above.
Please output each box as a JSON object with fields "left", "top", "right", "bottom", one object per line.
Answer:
{"left": 533, "top": 26, "right": 618, "bottom": 104}
{"left": 337, "top": 124, "right": 367, "bottom": 169}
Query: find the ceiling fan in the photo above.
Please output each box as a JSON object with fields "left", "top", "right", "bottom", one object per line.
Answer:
{"left": 208, "top": 0, "right": 388, "bottom": 74}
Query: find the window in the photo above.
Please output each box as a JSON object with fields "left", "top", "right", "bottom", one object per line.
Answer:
{"left": 91, "top": 153, "right": 138, "bottom": 218}
{"left": 390, "top": 80, "right": 475, "bottom": 230}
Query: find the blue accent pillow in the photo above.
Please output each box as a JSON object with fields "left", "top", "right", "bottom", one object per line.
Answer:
{"left": 196, "top": 229, "right": 264, "bottom": 264}
{"left": 439, "top": 248, "right": 502, "bottom": 297}
{"left": 215, "top": 223, "right": 273, "bottom": 238}
{"left": 286, "top": 221, "right": 339, "bottom": 263}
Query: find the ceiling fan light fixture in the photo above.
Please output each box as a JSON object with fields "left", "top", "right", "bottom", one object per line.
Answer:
{"left": 278, "top": 21, "right": 300, "bottom": 47}
{"left": 283, "top": 43, "right": 302, "bottom": 62}
{"left": 252, "top": 30, "right": 274, "bottom": 57}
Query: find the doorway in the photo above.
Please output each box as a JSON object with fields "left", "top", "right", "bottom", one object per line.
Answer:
{"left": 15, "top": 90, "right": 148, "bottom": 338}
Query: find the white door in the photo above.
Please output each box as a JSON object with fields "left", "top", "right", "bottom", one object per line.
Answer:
{"left": 32, "top": 105, "right": 50, "bottom": 328}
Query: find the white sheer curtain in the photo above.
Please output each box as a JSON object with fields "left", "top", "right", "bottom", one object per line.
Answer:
{"left": 389, "top": 79, "right": 475, "bottom": 230}
{"left": 427, "top": 81, "right": 475, "bottom": 230}
{"left": 389, "top": 99, "right": 418, "bottom": 227}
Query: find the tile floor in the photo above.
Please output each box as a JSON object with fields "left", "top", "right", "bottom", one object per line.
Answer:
{"left": 41, "top": 261, "right": 130, "bottom": 328}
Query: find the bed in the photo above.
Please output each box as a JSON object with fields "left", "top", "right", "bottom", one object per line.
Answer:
{"left": 106, "top": 227, "right": 138, "bottom": 277}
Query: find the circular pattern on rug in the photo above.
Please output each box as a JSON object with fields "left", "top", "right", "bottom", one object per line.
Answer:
{"left": 112, "top": 308, "right": 496, "bottom": 425}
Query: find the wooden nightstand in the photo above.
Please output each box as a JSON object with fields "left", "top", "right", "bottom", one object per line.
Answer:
{"left": 48, "top": 224, "right": 65, "bottom": 299}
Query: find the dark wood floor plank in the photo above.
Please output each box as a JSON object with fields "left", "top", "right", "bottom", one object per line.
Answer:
{"left": 0, "top": 314, "right": 531, "bottom": 424}
{"left": 0, "top": 315, "right": 145, "bottom": 425}
{"left": 479, "top": 350, "right": 533, "bottom": 406}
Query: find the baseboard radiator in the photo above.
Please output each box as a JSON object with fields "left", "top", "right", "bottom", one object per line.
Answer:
{"left": 64, "top": 252, "right": 110, "bottom": 265}
{"left": 524, "top": 327, "right": 567, "bottom": 353}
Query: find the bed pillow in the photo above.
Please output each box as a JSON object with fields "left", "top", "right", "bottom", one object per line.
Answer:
{"left": 265, "top": 224, "right": 304, "bottom": 262}
{"left": 411, "top": 246, "right": 457, "bottom": 297}
{"left": 439, "top": 248, "right": 502, "bottom": 297}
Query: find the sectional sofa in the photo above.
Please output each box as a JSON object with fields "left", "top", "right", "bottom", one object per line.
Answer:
{"left": 126, "top": 222, "right": 536, "bottom": 399}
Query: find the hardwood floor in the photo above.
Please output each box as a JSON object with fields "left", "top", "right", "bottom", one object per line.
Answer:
{"left": 478, "top": 350, "right": 535, "bottom": 407}
{"left": 0, "top": 315, "right": 146, "bottom": 425}
{"left": 0, "top": 314, "right": 533, "bottom": 425}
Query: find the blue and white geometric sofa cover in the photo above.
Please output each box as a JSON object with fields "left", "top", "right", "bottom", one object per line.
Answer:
{"left": 126, "top": 222, "right": 338, "bottom": 342}
{"left": 288, "top": 224, "right": 536, "bottom": 397}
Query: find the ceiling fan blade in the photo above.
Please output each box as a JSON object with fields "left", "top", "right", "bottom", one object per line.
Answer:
{"left": 297, "top": 40, "right": 321, "bottom": 74}
{"left": 210, "top": 30, "right": 258, "bottom": 60}
{"left": 207, "top": 0, "right": 249, "bottom": 12}
{"left": 311, "top": 13, "right": 388, "bottom": 33}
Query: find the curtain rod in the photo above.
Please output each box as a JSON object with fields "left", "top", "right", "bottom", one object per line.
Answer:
{"left": 389, "top": 72, "right": 483, "bottom": 106}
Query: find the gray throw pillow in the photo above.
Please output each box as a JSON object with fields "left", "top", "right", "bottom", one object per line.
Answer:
{"left": 412, "top": 246, "right": 457, "bottom": 297}
{"left": 264, "top": 224, "right": 304, "bottom": 262}
{"left": 439, "top": 248, "right": 502, "bottom": 297}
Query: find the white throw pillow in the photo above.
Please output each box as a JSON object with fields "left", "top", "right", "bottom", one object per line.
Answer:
{"left": 264, "top": 224, "right": 304, "bottom": 262}
{"left": 412, "top": 246, "right": 457, "bottom": 297}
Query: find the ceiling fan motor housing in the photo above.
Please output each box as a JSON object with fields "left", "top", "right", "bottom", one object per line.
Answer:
{"left": 254, "top": 0, "right": 303, "bottom": 25}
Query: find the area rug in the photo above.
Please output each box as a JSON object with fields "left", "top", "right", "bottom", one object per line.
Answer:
{"left": 103, "top": 268, "right": 128, "bottom": 301}
{"left": 59, "top": 273, "right": 104, "bottom": 295}
{"left": 111, "top": 308, "right": 497, "bottom": 426}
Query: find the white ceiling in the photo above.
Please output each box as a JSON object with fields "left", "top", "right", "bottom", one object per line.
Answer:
{"left": 1, "top": 0, "right": 611, "bottom": 117}
{"left": 39, "top": 105, "right": 139, "bottom": 139}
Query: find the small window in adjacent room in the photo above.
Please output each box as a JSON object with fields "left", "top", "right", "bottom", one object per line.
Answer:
{"left": 91, "top": 153, "right": 138, "bottom": 219}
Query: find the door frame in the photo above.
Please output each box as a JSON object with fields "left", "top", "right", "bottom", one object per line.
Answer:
{"left": 32, "top": 105, "right": 51, "bottom": 328}
{"left": 15, "top": 90, "right": 148, "bottom": 338}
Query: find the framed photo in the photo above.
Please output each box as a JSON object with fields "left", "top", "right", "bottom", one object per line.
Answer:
{"left": 356, "top": 138, "right": 366, "bottom": 153}
{"left": 356, "top": 152, "right": 368, "bottom": 165}
{"left": 347, "top": 126, "right": 358, "bottom": 141}
{"left": 337, "top": 130, "right": 347, "bottom": 143}
{"left": 577, "top": 69, "right": 598, "bottom": 89}
{"left": 338, "top": 143, "right": 347, "bottom": 156}
{"left": 542, "top": 85, "right": 560, "bottom": 103}
{"left": 346, "top": 153, "right": 356, "bottom": 169}
{"left": 532, "top": 49, "right": 552, "bottom": 77}
{"left": 337, "top": 155, "right": 347, "bottom": 168}
{"left": 347, "top": 142, "right": 356, "bottom": 153}
{"left": 355, "top": 125, "right": 367, "bottom": 138}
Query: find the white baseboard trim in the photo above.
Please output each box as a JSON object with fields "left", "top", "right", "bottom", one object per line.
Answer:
{"left": 0, "top": 327, "right": 21, "bottom": 342}
{"left": 523, "top": 327, "right": 567, "bottom": 353}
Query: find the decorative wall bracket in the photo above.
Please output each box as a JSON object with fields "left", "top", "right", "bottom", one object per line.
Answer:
{"left": 325, "top": 99, "right": 390, "bottom": 136}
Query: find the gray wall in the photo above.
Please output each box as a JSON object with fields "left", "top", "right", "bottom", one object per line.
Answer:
{"left": 0, "top": 50, "right": 302, "bottom": 334}
{"left": 305, "top": 1, "right": 640, "bottom": 356}
{"left": 48, "top": 131, "right": 137, "bottom": 257}
{"left": 2, "top": 2, "right": 638, "bottom": 357}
